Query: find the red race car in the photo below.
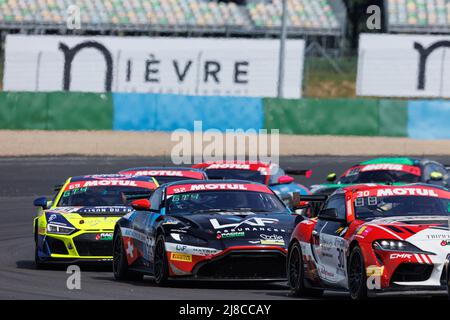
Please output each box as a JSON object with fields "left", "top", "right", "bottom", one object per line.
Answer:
{"left": 288, "top": 184, "right": 450, "bottom": 299}
{"left": 192, "top": 161, "right": 310, "bottom": 207}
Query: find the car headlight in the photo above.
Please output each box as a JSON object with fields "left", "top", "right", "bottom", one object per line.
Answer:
{"left": 47, "top": 223, "right": 75, "bottom": 235}
{"left": 373, "top": 240, "right": 425, "bottom": 253}
{"left": 170, "top": 233, "right": 207, "bottom": 245}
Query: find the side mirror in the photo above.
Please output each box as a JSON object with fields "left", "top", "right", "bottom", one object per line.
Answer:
{"left": 326, "top": 173, "right": 337, "bottom": 182}
{"left": 34, "top": 197, "right": 48, "bottom": 209}
{"left": 430, "top": 171, "right": 444, "bottom": 181}
{"left": 318, "top": 208, "right": 346, "bottom": 223}
{"left": 277, "top": 175, "right": 295, "bottom": 185}
{"left": 131, "top": 199, "right": 151, "bottom": 211}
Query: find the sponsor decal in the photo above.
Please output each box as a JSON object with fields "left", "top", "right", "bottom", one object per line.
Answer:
{"left": 366, "top": 265, "right": 384, "bottom": 277}
{"left": 355, "top": 164, "right": 421, "bottom": 176}
{"left": 162, "top": 219, "right": 180, "bottom": 225}
{"left": 259, "top": 234, "right": 285, "bottom": 245}
{"left": 48, "top": 214, "right": 57, "bottom": 222}
{"left": 376, "top": 188, "right": 439, "bottom": 197}
{"left": 167, "top": 183, "right": 272, "bottom": 195}
{"left": 65, "top": 180, "right": 156, "bottom": 190}
{"left": 123, "top": 170, "right": 205, "bottom": 179}
{"left": 426, "top": 234, "right": 450, "bottom": 240}
{"left": 165, "top": 243, "right": 221, "bottom": 256}
{"left": 357, "top": 34, "right": 450, "bottom": 98}
{"left": 356, "top": 226, "right": 371, "bottom": 236}
{"left": 4, "top": 35, "right": 304, "bottom": 98}
{"left": 123, "top": 237, "right": 139, "bottom": 264}
{"left": 77, "top": 206, "right": 132, "bottom": 214}
{"left": 170, "top": 253, "right": 192, "bottom": 262}
{"left": 216, "top": 232, "right": 245, "bottom": 239}
{"left": 95, "top": 233, "right": 113, "bottom": 241}
{"left": 390, "top": 253, "right": 413, "bottom": 259}
{"left": 207, "top": 164, "right": 251, "bottom": 170}
{"left": 121, "top": 227, "right": 147, "bottom": 242}
{"left": 89, "top": 174, "right": 131, "bottom": 180}
{"left": 210, "top": 217, "right": 279, "bottom": 230}
{"left": 441, "top": 240, "right": 450, "bottom": 246}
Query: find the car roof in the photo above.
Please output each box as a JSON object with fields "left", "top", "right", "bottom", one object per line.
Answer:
{"left": 120, "top": 166, "right": 205, "bottom": 173}
{"left": 69, "top": 174, "right": 154, "bottom": 182}
{"left": 162, "top": 179, "right": 268, "bottom": 189}
{"left": 193, "top": 161, "right": 275, "bottom": 170}
{"left": 358, "top": 157, "right": 419, "bottom": 166}
{"left": 340, "top": 183, "right": 448, "bottom": 194}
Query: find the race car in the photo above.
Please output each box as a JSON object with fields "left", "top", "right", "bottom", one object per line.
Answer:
{"left": 311, "top": 157, "right": 450, "bottom": 196}
{"left": 33, "top": 174, "right": 158, "bottom": 267}
{"left": 288, "top": 184, "right": 450, "bottom": 299}
{"left": 119, "top": 167, "right": 207, "bottom": 184}
{"left": 192, "top": 161, "right": 310, "bottom": 208}
{"left": 112, "top": 180, "right": 301, "bottom": 284}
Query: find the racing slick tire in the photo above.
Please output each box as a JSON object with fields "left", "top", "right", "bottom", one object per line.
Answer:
{"left": 34, "top": 227, "right": 48, "bottom": 270}
{"left": 288, "top": 241, "right": 323, "bottom": 298}
{"left": 154, "top": 234, "right": 169, "bottom": 287}
{"left": 113, "top": 230, "right": 143, "bottom": 281}
{"left": 34, "top": 241, "right": 47, "bottom": 270}
{"left": 348, "top": 246, "right": 368, "bottom": 300}
{"left": 447, "top": 265, "right": 450, "bottom": 299}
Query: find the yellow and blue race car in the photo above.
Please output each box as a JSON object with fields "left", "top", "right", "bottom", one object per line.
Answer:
{"left": 33, "top": 174, "right": 158, "bottom": 267}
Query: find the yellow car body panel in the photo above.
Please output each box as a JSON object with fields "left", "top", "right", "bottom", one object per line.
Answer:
{"left": 34, "top": 176, "right": 158, "bottom": 262}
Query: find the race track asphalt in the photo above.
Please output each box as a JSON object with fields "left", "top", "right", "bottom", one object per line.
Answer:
{"left": 0, "top": 156, "right": 449, "bottom": 300}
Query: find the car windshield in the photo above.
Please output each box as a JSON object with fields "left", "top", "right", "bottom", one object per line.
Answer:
{"left": 58, "top": 186, "right": 152, "bottom": 207}
{"left": 167, "top": 190, "right": 288, "bottom": 215}
{"left": 339, "top": 170, "right": 420, "bottom": 184}
{"left": 154, "top": 176, "right": 201, "bottom": 185}
{"left": 354, "top": 195, "right": 450, "bottom": 220}
{"left": 204, "top": 169, "right": 266, "bottom": 184}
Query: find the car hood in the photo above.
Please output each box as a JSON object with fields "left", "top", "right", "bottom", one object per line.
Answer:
{"left": 360, "top": 215, "right": 450, "bottom": 243}
{"left": 44, "top": 206, "right": 132, "bottom": 230}
{"left": 166, "top": 212, "right": 297, "bottom": 248}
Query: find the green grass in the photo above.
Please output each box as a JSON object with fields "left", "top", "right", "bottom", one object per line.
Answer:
{"left": 303, "top": 57, "right": 357, "bottom": 98}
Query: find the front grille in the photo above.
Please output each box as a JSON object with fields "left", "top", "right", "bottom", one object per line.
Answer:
{"left": 195, "top": 251, "right": 286, "bottom": 279}
{"left": 73, "top": 233, "right": 113, "bottom": 256}
{"left": 46, "top": 237, "right": 68, "bottom": 255}
{"left": 391, "top": 263, "right": 433, "bottom": 283}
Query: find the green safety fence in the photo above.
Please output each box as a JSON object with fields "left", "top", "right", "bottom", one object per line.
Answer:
{"left": 0, "top": 92, "right": 410, "bottom": 137}
{"left": 263, "top": 98, "right": 408, "bottom": 137}
{"left": 0, "top": 92, "right": 113, "bottom": 130}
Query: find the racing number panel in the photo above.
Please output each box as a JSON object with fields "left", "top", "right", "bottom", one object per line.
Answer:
{"left": 311, "top": 194, "right": 348, "bottom": 288}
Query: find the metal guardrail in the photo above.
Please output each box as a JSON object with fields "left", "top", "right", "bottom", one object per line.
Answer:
{"left": 0, "top": 21, "right": 343, "bottom": 37}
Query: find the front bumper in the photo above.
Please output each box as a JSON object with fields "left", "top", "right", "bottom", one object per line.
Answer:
{"left": 37, "top": 230, "right": 114, "bottom": 263}
{"left": 166, "top": 245, "right": 287, "bottom": 280}
{"left": 361, "top": 242, "right": 447, "bottom": 291}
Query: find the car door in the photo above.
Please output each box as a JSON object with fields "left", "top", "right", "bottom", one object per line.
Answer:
{"left": 131, "top": 188, "right": 163, "bottom": 268}
{"left": 311, "top": 194, "right": 348, "bottom": 288}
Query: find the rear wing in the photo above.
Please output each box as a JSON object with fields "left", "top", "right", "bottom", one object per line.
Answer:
{"left": 294, "top": 194, "right": 328, "bottom": 202}
{"left": 285, "top": 169, "right": 312, "bottom": 178}
{"left": 125, "top": 192, "right": 154, "bottom": 201}
{"left": 291, "top": 193, "right": 328, "bottom": 217}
